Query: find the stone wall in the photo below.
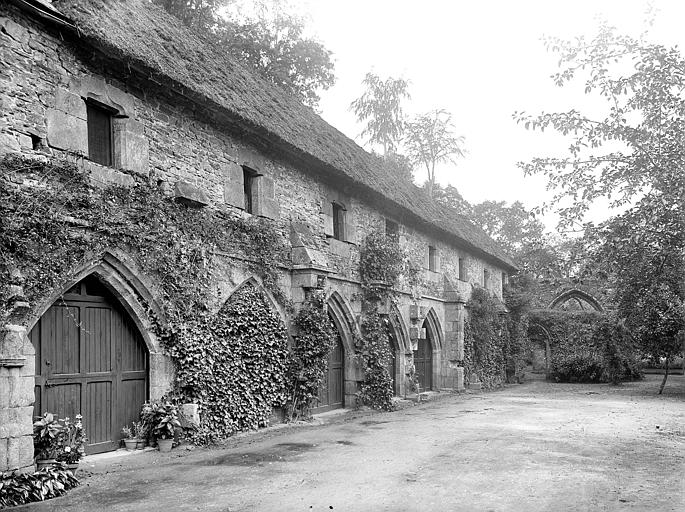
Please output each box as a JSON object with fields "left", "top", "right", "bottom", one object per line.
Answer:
{"left": 0, "top": 3, "right": 512, "bottom": 472}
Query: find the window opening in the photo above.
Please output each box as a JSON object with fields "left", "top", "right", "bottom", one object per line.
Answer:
{"left": 332, "top": 203, "right": 346, "bottom": 241}
{"left": 458, "top": 258, "right": 467, "bottom": 281}
{"left": 483, "top": 268, "right": 490, "bottom": 288}
{"left": 243, "top": 167, "right": 258, "bottom": 214}
{"left": 428, "top": 246, "right": 437, "bottom": 272}
{"left": 385, "top": 219, "right": 399, "bottom": 237}
{"left": 86, "top": 101, "right": 115, "bottom": 166}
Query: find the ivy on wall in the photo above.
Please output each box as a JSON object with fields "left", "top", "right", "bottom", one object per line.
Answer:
{"left": 172, "top": 284, "right": 289, "bottom": 442}
{"left": 0, "top": 155, "right": 290, "bottom": 442}
{"left": 463, "top": 287, "right": 507, "bottom": 389}
{"left": 284, "top": 291, "right": 336, "bottom": 420}
{"left": 356, "top": 230, "right": 411, "bottom": 410}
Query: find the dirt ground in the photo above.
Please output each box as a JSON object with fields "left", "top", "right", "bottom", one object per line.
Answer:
{"left": 16, "top": 374, "right": 685, "bottom": 512}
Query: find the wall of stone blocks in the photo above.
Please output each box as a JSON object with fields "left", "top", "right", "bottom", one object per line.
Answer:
{"left": 0, "top": 3, "right": 512, "bottom": 471}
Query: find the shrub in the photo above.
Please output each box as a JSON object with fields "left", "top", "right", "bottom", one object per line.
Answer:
{"left": 0, "top": 467, "right": 78, "bottom": 508}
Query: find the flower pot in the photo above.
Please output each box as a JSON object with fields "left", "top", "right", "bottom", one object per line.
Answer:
{"left": 66, "top": 462, "right": 79, "bottom": 474}
{"left": 36, "top": 459, "right": 57, "bottom": 471}
{"left": 157, "top": 438, "right": 173, "bottom": 453}
{"left": 124, "top": 438, "right": 138, "bottom": 451}
{"left": 136, "top": 439, "right": 146, "bottom": 450}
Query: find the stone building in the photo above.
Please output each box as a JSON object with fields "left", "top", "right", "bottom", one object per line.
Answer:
{"left": 0, "top": 0, "right": 516, "bottom": 472}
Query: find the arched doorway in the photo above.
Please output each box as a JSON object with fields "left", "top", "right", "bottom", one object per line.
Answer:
{"left": 30, "top": 275, "right": 148, "bottom": 454}
{"left": 314, "top": 313, "right": 345, "bottom": 413}
{"left": 414, "top": 319, "right": 433, "bottom": 391}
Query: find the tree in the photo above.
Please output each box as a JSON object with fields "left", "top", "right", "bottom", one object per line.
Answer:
{"left": 152, "top": 0, "right": 225, "bottom": 30}
{"left": 155, "top": 0, "right": 335, "bottom": 108}
{"left": 349, "top": 73, "right": 410, "bottom": 154}
{"left": 404, "top": 109, "right": 465, "bottom": 198}
{"left": 517, "top": 24, "right": 685, "bottom": 390}
{"left": 429, "top": 183, "right": 472, "bottom": 215}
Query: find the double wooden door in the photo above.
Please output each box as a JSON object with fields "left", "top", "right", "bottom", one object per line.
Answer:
{"left": 414, "top": 327, "right": 433, "bottom": 391}
{"left": 30, "top": 277, "right": 148, "bottom": 454}
{"left": 315, "top": 332, "right": 344, "bottom": 413}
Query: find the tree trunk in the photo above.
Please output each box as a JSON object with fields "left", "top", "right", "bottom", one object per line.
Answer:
{"left": 658, "top": 357, "right": 670, "bottom": 395}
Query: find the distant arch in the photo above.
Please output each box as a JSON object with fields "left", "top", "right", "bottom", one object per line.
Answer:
{"left": 548, "top": 289, "right": 604, "bottom": 312}
{"left": 423, "top": 308, "right": 444, "bottom": 351}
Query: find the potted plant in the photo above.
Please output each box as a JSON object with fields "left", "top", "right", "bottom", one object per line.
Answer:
{"left": 133, "top": 421, "right": 146, "bottom": 449}
{"left": 56, "top": 415, "right": 87, "bottom": 473}
{"left": 149, "top": 401, "right": 181, "bottom": 452}
{"left": 33, "top": 413, "right": 64, "bottom": 470}
{"left": 121, "top": 424, "right": 138, "bottom": 451}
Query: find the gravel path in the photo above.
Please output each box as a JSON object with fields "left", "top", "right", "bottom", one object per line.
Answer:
{"left": 17, "top": 374, "right": 684, "bottom": 512}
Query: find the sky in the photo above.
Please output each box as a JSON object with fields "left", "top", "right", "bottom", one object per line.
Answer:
{"left": 293, "top": 0, "right": 685, "bottom": 232}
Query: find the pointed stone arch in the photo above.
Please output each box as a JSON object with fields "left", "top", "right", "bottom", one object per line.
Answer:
{"left": 222, "top": 276, "right": 288, "bottom": 326}
{"left": 415, "top": 307, "right": 443, "bottom": 391}
{"left": 325, "top": 290, "right": 361, "bottom": 408}
{"left": 548, "top": 289, "right": 604, "bottom": 312}
{"left": 386, "top": 305, "right": 410, "bottom": 396}
{"left": 27, "top": 249, "right": 173, "bottom": 401}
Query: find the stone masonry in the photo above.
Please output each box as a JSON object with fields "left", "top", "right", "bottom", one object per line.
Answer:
{"left": 0, "top": 1, "right": 516, "bottom": 472}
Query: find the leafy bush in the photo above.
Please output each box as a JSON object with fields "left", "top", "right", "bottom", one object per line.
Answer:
{"left": 0, "top": 467, "right": 78, "bottom": 508}
{"left": 32, "top": 413, "right": 86, "bottom": 463}
{"left": 529, "top": 310, "right": 643, "bottom": 383}
{"left": 463, "top": 287, "right": 506, "bottom": 389}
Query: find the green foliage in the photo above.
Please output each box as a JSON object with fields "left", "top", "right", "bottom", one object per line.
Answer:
{"left": 359, "top": 230, "right": 406, "bottom": 296}
{"left": 0, "top": 466, "right": 79, "bottom": 508}
{"left": 355, "top": 310, "right": 394, "bottom": 411}
{"left": 155, "top": 0, "right": 336, "bottom": 107}
{"left": 463, "top": 288, "right": 506, "bottom": 389}
{"left": 350, "top": 72, "right": 411, "bottom": 154}
{"left": 403, "top": 109, "right": 465, "bottom": 198}
{"left": 356, "top": 230, "right": 411, "bottom": 410}
{"left": 529, "top": 310, "right": 642, "bottom": 383}
{"left": 1, "top": 155, "right": 289, "bottom": 443}
{"left": 32, "top": 413, "right": 86, "bottom": 463}
{"left": 172, "top": 284, "right": 289, "bottom": 442}
{"left": 142, "top": 401, "right": 182, "bottom": 441}
{"left": 285, "top": 291, "right": 336, "bottom": 420}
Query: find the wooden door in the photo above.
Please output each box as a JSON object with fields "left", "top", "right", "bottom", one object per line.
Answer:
{"left": 31, "top": 277, "right": 148, "bottom": 454}
{"left": 414, "top": 325, "right": 433, "bottom": 391}
{"left": 314, "top": 332, "right": 344, "bottom": 413}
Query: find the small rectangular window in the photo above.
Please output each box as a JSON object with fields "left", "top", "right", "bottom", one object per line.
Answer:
{"left": 502, "top": 272, "right": 508, "bottom": 286}
{"left": 483, "top": 268, "right": 490, "bottom": 288}
{"left": 243, "top": 167, "right": 258, "bottom": 214}
{"left": 385, "top": 219, "right": 399, "bottom": 237}
{"left": 86, "top": 102, "right": 113, "bottom": 166}
{"left": 458, "top": 258, "right": 467, "bottom": 281}
{"left": 428, "top": 246, "right": 437, "bottom": 272}
{"left": 332, "top": 203, "right": 346, "bottom": 241}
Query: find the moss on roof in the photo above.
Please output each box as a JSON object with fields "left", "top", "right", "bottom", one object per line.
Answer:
{"left": 52, "top": 0, "right": 517, "bottom": 270}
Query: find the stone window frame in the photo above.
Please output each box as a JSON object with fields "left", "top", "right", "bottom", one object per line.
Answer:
{"left": 46, "top": 76, "right": 148, "bottom": 175}
{"left": 223, "top": 153, "right": 280, "bottom": 220}
{"left": 322, "top": 189, "right": 356, "bottom": 245}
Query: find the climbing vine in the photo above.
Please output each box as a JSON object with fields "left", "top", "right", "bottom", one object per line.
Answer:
{"left": 463, "top": 287, "right": 507, "bottom": 389}
{"left": 284, "top": 291, "right": 336, "bottom": 420}
{"left": 356, "top": 230, "right": 411, "bottom": 410}
{"left": 173, "top": 285, "right": 289, "bottom": 443}
{"left": 0, "top": 155, "right": 290, "bottom": 442}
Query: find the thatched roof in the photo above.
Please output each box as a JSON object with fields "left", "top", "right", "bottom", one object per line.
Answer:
{"left": 46, "top": 0, "right": 516, "bottom": 270}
